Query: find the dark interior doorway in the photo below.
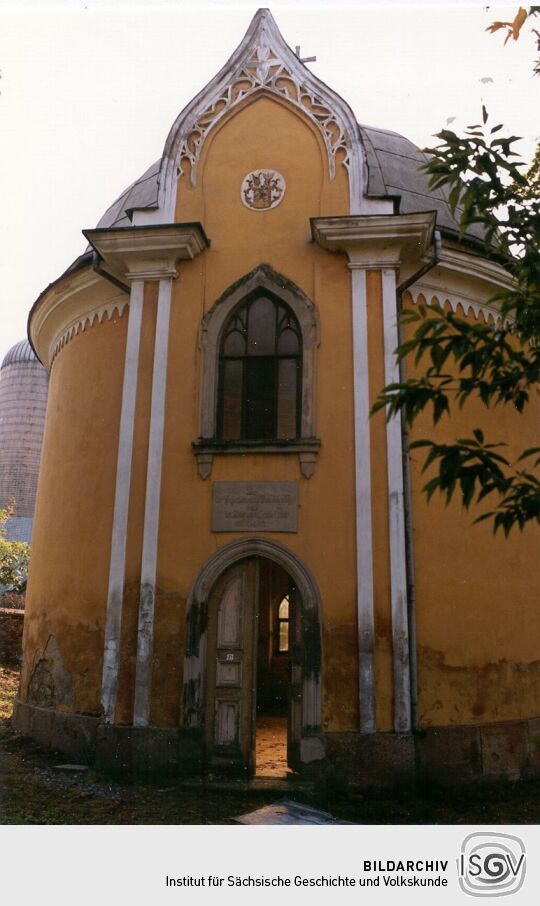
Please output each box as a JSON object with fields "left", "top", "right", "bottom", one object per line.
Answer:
{"left": 255, "top": 559, "right": 294, "bottom": 777}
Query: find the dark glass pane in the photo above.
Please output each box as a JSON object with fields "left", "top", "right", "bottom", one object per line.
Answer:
{"left": 223, "top": 329, "right": 246, "bottom": 356}
{"left": 247, "top": 296, "right": 276, "bottom": 355}
{"left": 221, "top": 359, "right": 243, "bottom": 439}
{"left": 277, "top": 328, "right": 299, "bottom": 355}
{"left": 218, "top": 294, "right": 302, "bottom": 442}
{"left": 277, "top": 358, "right": 298, "bottom": 439}
{"left": 245, "top": 357, "right": 275, "bottom": 439}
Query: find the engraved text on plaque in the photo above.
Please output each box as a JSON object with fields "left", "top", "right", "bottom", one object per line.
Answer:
{"left": 212, "top": 481, "right": 298, "bottom": 533}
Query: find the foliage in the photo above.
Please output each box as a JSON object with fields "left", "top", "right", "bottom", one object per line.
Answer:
{"left": 516, "top": 142, "right": 540, "bottom": 199}
{"left": 0, "top": 504, "right": 30, "bottom": 593}
{"left": 486, "top": 5, "right": 540, "bottom": 75}
{"left": 372, "top": 8, "right": 540, "bottom": 535}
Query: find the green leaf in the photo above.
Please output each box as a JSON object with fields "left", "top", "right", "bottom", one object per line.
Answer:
{"left": 423, "top": 477, "right": 441, "bottom": 501}
{"left": 396, "top": 107, "right": 540, "bottom": 534}
{"left": 517, "top": 446, "right": 540, "bottom": 461}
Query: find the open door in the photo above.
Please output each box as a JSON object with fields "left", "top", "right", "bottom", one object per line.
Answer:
{"left": 204, "top": 559, "right": 259, "bottom": 774}
{"left": 287, "top": 585, "right": 302, "bottom": 772}
{"left": 185, "top": 543, "right": 322, "bottom": 779}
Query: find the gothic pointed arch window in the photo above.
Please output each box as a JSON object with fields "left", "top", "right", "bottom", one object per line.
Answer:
{"left": 193, "top": 265, "right": 320, "bottom": 478}
{"left": 218, "top": 292, "right": 302, "bottom": 441}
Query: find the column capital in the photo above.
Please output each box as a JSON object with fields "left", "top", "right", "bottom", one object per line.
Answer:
{"left": 83, "top": 222, "right": 209, "bottom": 284}
{"left": 311, "top": 212, "right": 435, "bottom": 282}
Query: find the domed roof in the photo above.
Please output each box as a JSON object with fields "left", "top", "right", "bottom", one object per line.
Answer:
{"left": 358, "top": 124, "right": 484, "bottom": 243}
{"left": 1, "top": 339, "right": 39, "bottom": 370}
{"left": 94, "top": 124, "right": 484, "bottom": 244}
{"left": 96, "top": 160, "right": 160, "bottom": 230}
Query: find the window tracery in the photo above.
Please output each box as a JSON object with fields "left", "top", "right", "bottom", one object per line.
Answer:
{"left": 192, "top": 264, "right": 320, "bottom": 479}
{"left": 218, "top": 293, "right": 302, "bottom": 442}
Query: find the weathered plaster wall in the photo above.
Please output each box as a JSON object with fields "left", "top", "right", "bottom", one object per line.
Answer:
{"left": 404, "top": 292, "right": 540, "bottom": 728}
{"left": 21, "top": 313, "right": 126, "bottom": 717}
{"left": 115, "top": 283, "right": 157, "bottom": 725}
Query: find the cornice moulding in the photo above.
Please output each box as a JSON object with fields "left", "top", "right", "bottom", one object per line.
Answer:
{"left": 409, "top": 283, "right": 500, "bottom": 322}
{"left": 29, "top": 265, "right": 128, "bottom": 369}
{"left": 311, "top": 212, "right": 436, "bottom": 270}
{"left": 407, "top": 241, "right": 515, "bottom": 322}
{"left": 83, "top": 223, "right": 209, "bottom": 282}
{"left": 437, "top": 244, "right": 514, "bottom": 294}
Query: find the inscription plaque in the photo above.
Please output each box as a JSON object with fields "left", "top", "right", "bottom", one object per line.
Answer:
{"left": 212, "top": 481, "right": 298, "bottom": 533}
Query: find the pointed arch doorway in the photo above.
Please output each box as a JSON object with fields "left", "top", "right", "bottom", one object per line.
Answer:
{"left": 182, "top": 539, "right": 323, "bottom": 778}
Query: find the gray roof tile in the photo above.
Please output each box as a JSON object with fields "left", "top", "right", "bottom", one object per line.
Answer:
{"left": 96, "top": 160, "right": 160, "bottom": 229}
{"left": 358, "top": 123, "right": 484, "bottom": 241}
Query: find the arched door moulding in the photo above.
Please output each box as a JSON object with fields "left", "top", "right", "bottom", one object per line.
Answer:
{"left": 182, "top": 537, "right": 324, "bottom": 766}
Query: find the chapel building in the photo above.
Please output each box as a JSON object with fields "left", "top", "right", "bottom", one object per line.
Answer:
{"left": 15, "top": 9, "right": 540, "bottom": 785}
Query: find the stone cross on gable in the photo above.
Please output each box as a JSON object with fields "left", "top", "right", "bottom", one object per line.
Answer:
{"left": 295, "top": 45, "right": 317, "bottom": 64}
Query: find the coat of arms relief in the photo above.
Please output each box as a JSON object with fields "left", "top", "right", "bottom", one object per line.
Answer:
{"left": 241, "top": 170, "right": 286, "bottom": 210}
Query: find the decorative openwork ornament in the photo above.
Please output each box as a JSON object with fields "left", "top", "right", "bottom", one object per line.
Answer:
{"left": 241, "top": 170, "right": 286, "bottom": 211}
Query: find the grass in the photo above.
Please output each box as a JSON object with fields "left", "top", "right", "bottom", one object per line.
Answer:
{"left": 0, "top": 667, "right": 19, "bottom": 720}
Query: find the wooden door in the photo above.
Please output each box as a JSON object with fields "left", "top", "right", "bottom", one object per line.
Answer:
{"left": 205, "top": 559, "right": 258, "bottom": 774}
{"left": 287, "top": 586, "right": 302, "bottom": 772}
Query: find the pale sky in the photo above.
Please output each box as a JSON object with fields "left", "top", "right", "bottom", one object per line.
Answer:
{"left": 0, "top": 1, "right": 538, "bottom": 364}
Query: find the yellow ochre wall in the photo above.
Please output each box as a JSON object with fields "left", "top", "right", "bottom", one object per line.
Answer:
{"left": 158, "top": 96, "right": 362, "bottom": 732}
{"left": 21, "top": 312, "right": 126, "bottom": 715}
{"left": 22, "top": 91, "right": 540, "bottom": 741}
{"left": 22, "top": 95, "right": 376, "bottom": 732}
{"left": 404, "top": 293, "right": 540, "bottom": 728}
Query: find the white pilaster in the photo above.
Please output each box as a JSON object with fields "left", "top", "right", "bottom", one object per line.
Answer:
{"left": 382, "top": 268, "right": 411, "bottom": 733}
{"left": 311, "top": 213, "right": 435, "bottom": 737}
{"left": 101, "top": 280, "right": 144, "bottom": 723}
{"left": 350, "top": 265, "right": 376, "bottom": 733}
{"left": 88, "top": 223, "right": 208, "bottom": 727}
{"left": 133, "top": 276, "right": 173, "bottom": 726}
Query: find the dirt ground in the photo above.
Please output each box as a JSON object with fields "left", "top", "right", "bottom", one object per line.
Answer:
{"left": 2, "top": 656, "right": 540, "bottom": 824}
{"left": 256, "top": 716, "right": 293, "bottom": 776}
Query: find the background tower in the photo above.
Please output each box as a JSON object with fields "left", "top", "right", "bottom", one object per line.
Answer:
{"left": 0, "top": 340, "right": 49, "bottom": 543}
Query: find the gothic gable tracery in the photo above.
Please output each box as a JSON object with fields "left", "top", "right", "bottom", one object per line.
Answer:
{"left": 131, "top": 9, "right": 369, "bottom": 224}
{"left": 176, "top": 34, "right": 349, "bottom": 187}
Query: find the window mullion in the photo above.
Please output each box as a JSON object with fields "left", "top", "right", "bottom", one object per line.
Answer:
{"left": 240, "top": 356, "right": 246, "bottom": 440}
{"left": 273, "top": 354, "right": 278, "bottom": 439}
{"left": 296, "top": 355, "right": 301, "bottom": 438}
{"left": 217, "top": 291, "right": 302, "bottom": 442}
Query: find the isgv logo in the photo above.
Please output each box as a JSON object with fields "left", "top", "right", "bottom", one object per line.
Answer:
{"left": 458, "top": 833, "right": 526, "bottom": 897}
